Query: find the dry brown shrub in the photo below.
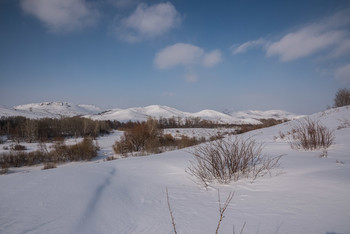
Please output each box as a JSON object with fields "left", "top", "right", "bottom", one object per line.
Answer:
{"left": 42, "top": 162, "right": 57, "bottom": 170}
{"left": 289, "top": 118, "right": 334, "bottom": 151}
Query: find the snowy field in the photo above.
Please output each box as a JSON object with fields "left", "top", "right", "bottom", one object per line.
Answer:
{"left": 0, "top": 106, "right": 350, "bottom": 233}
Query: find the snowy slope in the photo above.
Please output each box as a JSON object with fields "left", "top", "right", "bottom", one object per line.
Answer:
{"left": 13, "top": 102, "right": 102, "bottom": 118}
{"left": 1, "top": 106, "right": 349, "bottom": 233}
{"left": 192, "top": 109, "right": 261, "bottom": 124}
{"left": 230, "top": 109, "right": 304, "bottom": 121}
{"left": 0, "top": 106, "right": 40, "bottom": 119}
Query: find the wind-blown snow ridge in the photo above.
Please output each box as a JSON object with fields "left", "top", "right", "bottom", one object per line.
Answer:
{"left": 1, "top": 102, "right": 303, "bottom": 125}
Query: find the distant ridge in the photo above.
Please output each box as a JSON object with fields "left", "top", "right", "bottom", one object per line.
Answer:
{"left": 0, "top": 102, "right": 304, "bottom": 125}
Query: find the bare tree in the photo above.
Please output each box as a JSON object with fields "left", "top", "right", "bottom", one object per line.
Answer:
{"left": 334, "top": 88, "right": 350, "bottom": 108}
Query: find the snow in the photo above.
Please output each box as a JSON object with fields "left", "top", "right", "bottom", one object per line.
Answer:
{"left": 1, "top": 106, "right": 350, "bottom": 233}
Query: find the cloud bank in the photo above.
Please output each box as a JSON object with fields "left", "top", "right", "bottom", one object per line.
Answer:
{"left": 20, "top": 0, "right": 99, "bottom": 33}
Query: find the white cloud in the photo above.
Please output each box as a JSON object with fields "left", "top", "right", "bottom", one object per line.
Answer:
{"left": 20, "top": 0, "right": 98, "bottom": 33}
{"left": 154, "top": 43, "right": 204, "bottom": 69}
{"left": 335, "top": 63, "right": 350, "bottom": 83}
{"left": 330, "top": 39, "right": 350, "bottom": 58}
{"left": 231, "top": 38, "right": 266, "bottom": 54}
{"left": 233, "top": 9, "right": 350, "bottom": 62}
{"left": 116, "top": 2, "right": 181, "bottom": 42}
{"left": 266, "top": 9, "right": 350, "bottom": 61}
{"left": 266, "top": 27, "right": 346, "bottom": 61}
{"left": 203, "top": 50, "right": 222, "bottom": 67}
{"left": 185, "top": 73, "right": 198, "bottom": 83}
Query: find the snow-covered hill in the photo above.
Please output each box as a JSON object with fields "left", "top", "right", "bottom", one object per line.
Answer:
{"left": 89, "top": 105, "right": 191, "bottom": 122}
{"left": 0, "top": 106, "right": 350, "bottom": 233}
{"left": 1, "top": 102, "right": 303, "bottom": 125}
{"left": 13, "top": 102, "right": 102, "bottom": 118}
{"left": 89, "top": 105, "right": 262, "bottom": 124}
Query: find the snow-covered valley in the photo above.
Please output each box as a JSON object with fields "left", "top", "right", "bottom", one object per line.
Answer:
{"left": 0, "top": 106, "right": 349, "bottom": 233}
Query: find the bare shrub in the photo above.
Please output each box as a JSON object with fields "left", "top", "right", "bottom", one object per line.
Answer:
{"left": 333, "top": 88, "right": 350, "bottom": 108}
{"left": 104, "top": 156, "right": 117, "bottom": 161}
{"left": 10, "top": 144, "right": 26, "bottom": 151}
{"left": 289, "top": 118, "right": 334, "bottom": 151}
{"left": 42, "top": 162, "right": 57, "bottom": 170}
{"left": 187, "top": 137, "right": 282, "bottom": 187}
{"left": 0, "top": 163, "right": 9, "bottom": 175}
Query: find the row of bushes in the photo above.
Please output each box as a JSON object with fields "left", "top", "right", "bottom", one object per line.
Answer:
{"left": 0, "top": 138, "right": 98, "bottom": 170}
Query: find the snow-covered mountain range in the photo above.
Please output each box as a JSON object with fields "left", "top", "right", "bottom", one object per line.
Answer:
{"left": 0, "top": 102, "right": 304, "bottom": 124}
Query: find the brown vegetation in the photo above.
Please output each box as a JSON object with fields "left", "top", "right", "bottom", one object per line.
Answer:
{"left": 113, "top": 118, "right": 206, "bottom": 156}
{"left": 0, "top": 137, "right": 98, "bottom": 169}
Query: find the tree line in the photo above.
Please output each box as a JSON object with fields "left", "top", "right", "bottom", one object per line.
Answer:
{"left": 0, "top": 116, "right": 121, "bottom": 142}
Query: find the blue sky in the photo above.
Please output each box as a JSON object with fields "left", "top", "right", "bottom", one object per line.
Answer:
{"left": 1, "top": 0, "right": 349, "bottom": 114}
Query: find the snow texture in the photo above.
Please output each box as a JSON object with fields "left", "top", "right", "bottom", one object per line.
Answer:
{"left": 0, "top": 106, "right": 349, "bottom": 233}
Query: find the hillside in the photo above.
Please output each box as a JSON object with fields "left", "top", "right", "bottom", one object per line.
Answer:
{"left": 13, "top": 102, "right": 102, "bottom": 118}
{"left": 0, "top": 106, "right": 349, "bottom": 233}
{"left": 229, "top": 109, "right": 304, "bottom": 121}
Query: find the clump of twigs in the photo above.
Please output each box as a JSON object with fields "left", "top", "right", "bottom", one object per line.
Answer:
{"left": 166, "top": 188, "right": 245, "bottom": 234}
